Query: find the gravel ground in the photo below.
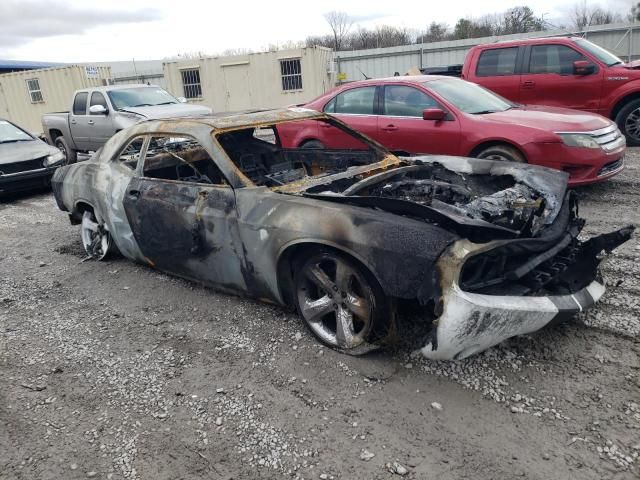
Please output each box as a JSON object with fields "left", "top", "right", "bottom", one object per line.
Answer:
{"left": 1, "top": 151, "right": 639, "bottom": 480}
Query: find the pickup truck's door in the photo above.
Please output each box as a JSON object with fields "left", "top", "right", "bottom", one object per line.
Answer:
{"left": 378, "top": 85, "right": 462, "bottom": 155}
{"left": 70, "top": 92, "right": 92, "bottom": 150}
{"left": 519, "top": 44, "right": 603, "bottom": 112}
{"left": 470, "top": 46, "right": 522, "bottom": 103}
{"left": 87, "top": 92, "right": 115, "bottom": 150}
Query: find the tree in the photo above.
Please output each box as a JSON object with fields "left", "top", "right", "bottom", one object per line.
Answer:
{"left": 500, "top": 6, "right": 544, "bottom": 34}
{"left": 630, "top": 2, "right": 640, "bottom": 21}
{"left": 571, "top": 1, "right": 622, "bottom": 29}
{"left": 416, "top": 22, "right": 450, "bottom": 43}
{"left": 324, "top": 11, "right": 353, "bottom": 51}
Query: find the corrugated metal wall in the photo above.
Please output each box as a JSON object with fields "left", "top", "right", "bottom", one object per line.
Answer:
{"left": 163, "top": 47, "right": 335, "bottom": 113}
{"left": 0, "top": 65, "right": 111, "bottom": 134}
{"left": 336, "top": 22, "right": 640, "bottom": 82}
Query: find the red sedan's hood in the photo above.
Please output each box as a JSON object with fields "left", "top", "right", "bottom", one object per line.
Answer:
{"left": 476, "top": 105, "right": 612, "bottom": 132}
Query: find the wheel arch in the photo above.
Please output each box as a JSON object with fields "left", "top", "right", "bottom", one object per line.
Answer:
{"left": 70, "top": 200, "right": 96, "bottom": 225}
{"left": 468, "top": 140, "right": 528, "bottom": 162}
{"left": 275, "top": 239, "right": 381, "bottom": 307}
{"left": 610, "top": 91, "right": 640, "bottom": 121}
{"left": 49, "top": 129, "right": 64, "bottom": 142}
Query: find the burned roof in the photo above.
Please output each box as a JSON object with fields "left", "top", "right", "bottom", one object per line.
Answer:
{"left": 149, "top": 107, "right": 325, "bottom": 132}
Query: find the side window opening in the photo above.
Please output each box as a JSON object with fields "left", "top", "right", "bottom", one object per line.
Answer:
{"left": 383, "top": 85, "right": 438, "bottom": 117}
{"left": 142, "top": 135, "right": 227, "bottom": 185}
{"left": 90, "top": 92, "right": 108, "bottom": 111}
{"left": 73, "top": 92, "right": 88, "bottom": 115}
{"left": 529, "top": 45, "right": 586, "bottom": 75}
{"left": 216, "top": 119, "right": 383, "bottom": 188}
{"left": 117, "top": 136, "right": 146, "bottom": 170}
{"left": 476, "top": 47, "right": 518, "bottom": 77}
{"left": 334, "top": 87, "right": 376, "bottom": 115}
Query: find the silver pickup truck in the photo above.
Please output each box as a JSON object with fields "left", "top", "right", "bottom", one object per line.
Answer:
{"left": 42, "top": 84, "right": 212, "bottom": 163}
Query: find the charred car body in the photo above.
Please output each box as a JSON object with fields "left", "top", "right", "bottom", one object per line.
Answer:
{"left": 51, "top": 108, "right": 633, "bottom": 360}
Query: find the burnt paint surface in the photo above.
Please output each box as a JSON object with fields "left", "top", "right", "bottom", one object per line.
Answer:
{"left": 122, "top": 177, "right": 248, "bottom": 293}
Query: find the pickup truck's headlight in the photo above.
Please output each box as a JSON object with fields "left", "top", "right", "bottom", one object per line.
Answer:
{"left": 43, "top": 151, "right": 65, "bottom": 167}
{"left": 557, "top": 133, "right": 600, "bottom": 149}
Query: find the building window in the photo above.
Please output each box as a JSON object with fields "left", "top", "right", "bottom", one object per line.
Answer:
{"left": 26, "top": 78, "right": 44, "bottom": 103}
{"left": 180, "top": 68, "right": 202, "bottom": 99}
{"left": 280, "top": 58, "right": 302, "bottom": 91}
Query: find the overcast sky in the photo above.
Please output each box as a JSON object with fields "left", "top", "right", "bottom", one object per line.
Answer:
{"left": 0, "top": 0, "right": 634, "bottom": 62}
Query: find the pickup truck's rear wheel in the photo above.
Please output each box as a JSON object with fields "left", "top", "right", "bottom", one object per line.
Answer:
{"left": 615, "top": 99, "right": 640, "bottom": 146}
{"left": 55, "top": 136, "right": 77, "bottom": 165}
{"left": 81, "top": 211, "right": 113, "bottom": 261}
{"left": 475, "top": 144, "right": 525, "bottom": 163}
{"left": 294, "top": 249, "right": 390, "bottom": 352}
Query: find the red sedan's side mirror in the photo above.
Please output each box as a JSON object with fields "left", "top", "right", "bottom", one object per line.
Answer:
{"left": 573, "top": 60, "right": 596, "bottom": 75}
{"left": 423, "top": 108, "right": 447, "bottom": 121}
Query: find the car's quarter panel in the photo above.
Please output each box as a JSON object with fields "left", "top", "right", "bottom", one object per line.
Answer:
{"left": 233, "top": 188, "right": 459, "bottom": 304}
{"left": 122, "top": 178, "right": 248, "bottom": 292}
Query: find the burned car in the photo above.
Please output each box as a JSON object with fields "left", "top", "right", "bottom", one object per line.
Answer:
{"left": 51, "top": 108, "right": 633, "bottom": 360}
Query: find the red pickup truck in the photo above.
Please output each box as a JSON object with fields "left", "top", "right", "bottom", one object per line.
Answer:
{"left": 457, "top": 37, "right": 640, "bottom": 145}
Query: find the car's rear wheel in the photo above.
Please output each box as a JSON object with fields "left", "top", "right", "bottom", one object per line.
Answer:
{"left": 301, "top": 140, "right": 326, "bottom": 149}
{"left": 55, "top": 137, "right": 77, "bottom": 165}
{"left": 294, "top": 250, "right": 389, "bottom": 351}
{"left": 475, "top": 144, "right": 525, "bottom": 163}
{"left": 81, "top": 211, "right": 113, "bottom": 261}
{"left": 615, "top": 99, "right": 640, "bottom": 146}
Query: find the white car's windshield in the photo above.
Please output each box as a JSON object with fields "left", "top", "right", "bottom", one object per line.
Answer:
{"left": 0, "top": 120, "right": 33, "bottom": 144}
{"left": 427, "top": 78, "right": 515, "bottom": 114}
{"left": 107, "top": 87, "right": 179, "bottom": 110}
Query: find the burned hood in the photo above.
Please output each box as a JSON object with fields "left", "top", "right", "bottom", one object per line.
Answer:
{"left": 300, "top": 155, "right": 569, "bottom": 241}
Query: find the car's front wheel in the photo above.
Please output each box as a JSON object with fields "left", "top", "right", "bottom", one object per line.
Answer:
{"left": 615, "top": 99, "right": 640, "bottom": 146}
{"left": 475, "top": 144, "right": 525, "bottom": 163}
{"left": 81, "top": 211, "right": 113, "bottom": 261}
{"left": 294, "top": 250, "right": 390, "bottom": 352}
{"left": 55, "top": 137, "right": 78, "bottom": 165}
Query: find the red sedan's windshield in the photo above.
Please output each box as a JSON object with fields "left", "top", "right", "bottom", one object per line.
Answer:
{"left": 426, "top": 78, "right": 515, "bottom": 114}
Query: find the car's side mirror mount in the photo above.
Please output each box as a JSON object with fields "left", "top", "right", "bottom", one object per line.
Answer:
{"left": 177, "top": 97, "right": 187, "bottom": 103}
{"left": 423, "top": 108, "right": 447, "bottom": 121}
{"left": 573, "top": 60, "right": 595, "bottom": 75}
{"left": 89, "top": 104, "right": 108, "bottom": 115}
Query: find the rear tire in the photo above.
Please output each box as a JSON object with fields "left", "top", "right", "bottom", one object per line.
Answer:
{"left": 55, "top": 136, "right": 77, "bottom": 165}
{"left": 475, "top": 144, "right": 525, "bottom": 163}
{"left": 81, "top": 211, "right": 113, "bottom": 261}
{"left": 301, "top": 140, "right": 326, "bottom": 149}
{"left": 615, "top": 99, "right": 640, "bottom": 146}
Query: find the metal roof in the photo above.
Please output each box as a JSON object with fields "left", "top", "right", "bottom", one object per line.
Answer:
{"left": 0, "top": 59, "right": 65, "bottom": 70}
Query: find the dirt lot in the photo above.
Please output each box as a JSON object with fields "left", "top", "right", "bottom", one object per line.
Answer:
{"left": 1, "top": 152, "right": 639, "bottom": 480}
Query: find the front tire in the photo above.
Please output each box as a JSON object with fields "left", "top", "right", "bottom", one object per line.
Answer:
{"left": 615, "top": 99, "right": 640, "bottom": 146}
{"left": 81, "top": 211, "right": 113, "bottom": 261}
{"left": 301, "top": 140, "right": 326, "bottom": 149}
{"left": 293, "top": 250, "right": 390, "bottom": 352}
{"left": 55, "top": 136, "right": 78, "bottom": 165}
{"left": 475, "top": 144, "right": 525, "bottom": 163}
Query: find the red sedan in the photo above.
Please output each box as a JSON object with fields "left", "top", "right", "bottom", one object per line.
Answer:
{"left": 277, "top": 76, "right": 626, "bottom": 186}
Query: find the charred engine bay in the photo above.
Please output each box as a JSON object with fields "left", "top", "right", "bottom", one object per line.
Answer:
{"left": 306, "top": 162, "right": 554, "bottom": 241}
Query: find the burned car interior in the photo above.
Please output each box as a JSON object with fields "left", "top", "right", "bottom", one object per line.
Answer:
{"left": 216, "top": 121, "right": 382, "bottom": 187}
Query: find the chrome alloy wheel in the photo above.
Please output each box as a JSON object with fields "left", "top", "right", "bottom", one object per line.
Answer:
{"left": 81, "top": 211, "right": 112, "bottom": 260}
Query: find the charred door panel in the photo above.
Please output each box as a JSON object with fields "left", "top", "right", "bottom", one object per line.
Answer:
{"left": 122, "top": 177, "right": 247, "bottom": 292}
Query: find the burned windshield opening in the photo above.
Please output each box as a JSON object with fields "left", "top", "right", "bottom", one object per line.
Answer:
{"left": 215, "top": 119, "right": 386, "bottom": 188}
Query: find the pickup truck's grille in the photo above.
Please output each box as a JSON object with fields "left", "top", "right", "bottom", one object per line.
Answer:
{"left": 589, "top": 124, "right": 626, "bottom": 152}
{"left": 0, "top": 157, "right": 46, "bottom": 175}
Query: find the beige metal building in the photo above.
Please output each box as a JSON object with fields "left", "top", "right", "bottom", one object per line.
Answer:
{"left": 163, "top": 46, "right": 335, "bottom": 112}
{"left": 0, "top": 65, "right": 111, "bottom": 134}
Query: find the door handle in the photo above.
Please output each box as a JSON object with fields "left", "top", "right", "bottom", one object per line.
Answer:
{"left": 381, "top": 124, "right": 399, "bottom": 131}
{"left": 522, "top": 80, "right": 536, "bottom": 88}
{"left": 88, "top": 120, "right": 94, "bottom": 125}
{"left": 128, "top": 189, "right": 141, "bottom": 200}
{"left": 70, "top": 119, "right": 76, "bottom": 124}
